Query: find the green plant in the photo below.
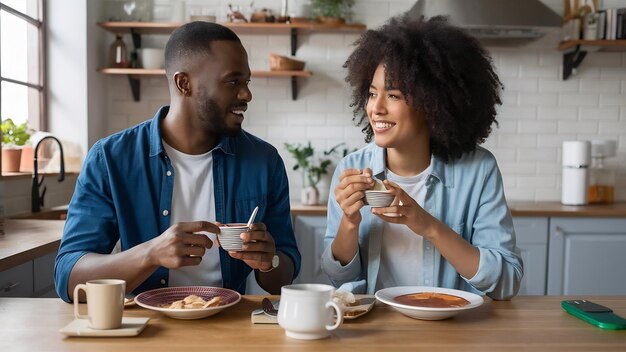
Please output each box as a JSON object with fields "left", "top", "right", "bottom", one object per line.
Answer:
{"left": 310, "top": 0, "right": 355, "bottom": 19}
{"left": 1, "top": 118, "right": 31, "bottom": 147}
{"left": 284, "top": 141, "right": 349, "bottom": 190}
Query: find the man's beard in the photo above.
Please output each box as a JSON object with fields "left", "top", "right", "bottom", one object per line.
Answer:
{"left": 197, "top": 96, "right": 241, "bottom": 137}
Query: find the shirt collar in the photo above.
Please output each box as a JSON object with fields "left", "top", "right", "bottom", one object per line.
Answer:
{"left": 149, "top": 105, "right": 238, "bottom": 157}
{"left": 369, "top": 143, "right": 452, "bottom": 188}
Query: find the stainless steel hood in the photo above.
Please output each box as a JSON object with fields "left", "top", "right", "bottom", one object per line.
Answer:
{"left": 408, "top": 0, "right": 563, "bottom": 46}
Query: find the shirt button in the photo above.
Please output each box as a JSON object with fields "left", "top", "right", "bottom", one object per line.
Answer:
{"left": 160, "top": 279, "right": 166, "bottom": 285}
{"left": 166, "top": 170, "right": 172, "bottom": 176}
{"left": 162, "top": 209, "right": 169, "bottom": 216}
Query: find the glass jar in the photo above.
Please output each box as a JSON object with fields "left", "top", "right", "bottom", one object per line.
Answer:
{"left": 109, "top": 35, "right": 130, "bottom": 68}
{"left": 588, "top": 155, "right": 615, "bottom": 204}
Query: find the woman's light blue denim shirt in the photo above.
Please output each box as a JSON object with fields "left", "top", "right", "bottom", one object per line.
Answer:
{"left": 322, "top": 143, "right": 523, "bottom": 300}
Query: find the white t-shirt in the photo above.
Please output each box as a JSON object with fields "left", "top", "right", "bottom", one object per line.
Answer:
{"left": 375, "top": 165, "right": 432, "bottom": 290}
{"left": 162, "top": 140, "right": 222, "bottom": 287}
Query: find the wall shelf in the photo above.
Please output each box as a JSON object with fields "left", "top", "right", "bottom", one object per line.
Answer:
{"left": 97, "top": 21, "right": 364, "bottom": 101}
{"left": 97, "top": 68, "right": 313, "bottom": 100}
{"left": 558, "top": 40, "right": 626, "bottom": 80}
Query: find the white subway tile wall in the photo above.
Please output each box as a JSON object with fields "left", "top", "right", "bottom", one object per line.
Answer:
{"left": 101, "top": 0, "right": 626, "bottom": 203}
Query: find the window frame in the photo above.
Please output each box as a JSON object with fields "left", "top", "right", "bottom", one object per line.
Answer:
{"left": 0, "top": 0, "right": 47, "bottom": 174}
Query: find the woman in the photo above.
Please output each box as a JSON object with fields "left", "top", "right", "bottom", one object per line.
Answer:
{"left": 321, "top": 14, "right": 523, "bottom": 300}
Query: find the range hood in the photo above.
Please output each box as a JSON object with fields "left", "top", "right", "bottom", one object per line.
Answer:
{"left": 408, "top": 0, "right": 563, "bottom": 46}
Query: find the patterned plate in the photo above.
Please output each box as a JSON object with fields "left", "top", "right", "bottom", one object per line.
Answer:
{"left": 135, "top": 286, "right": 241, "bottom": 320}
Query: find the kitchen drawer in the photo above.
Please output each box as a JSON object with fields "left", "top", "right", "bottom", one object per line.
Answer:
{"left": 33, "top": 252, "right": 57, "bottom": 298}
{"left": 0, "top": 261, "right": 34, "bottom": 297}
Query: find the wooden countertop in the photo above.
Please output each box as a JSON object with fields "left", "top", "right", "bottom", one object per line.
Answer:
{"left": 0, "top": 219, "right": 65, "bottom": 272}
{"left": 0, "top": 295, "right": 624, "bottom": 351}
{"left": 291, "top": 202, "right": 626, "bottom": 218}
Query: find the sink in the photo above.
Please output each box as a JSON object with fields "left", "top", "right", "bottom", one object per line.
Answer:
{"left": 10, "top": 209, "right": 68, "bottom": 220}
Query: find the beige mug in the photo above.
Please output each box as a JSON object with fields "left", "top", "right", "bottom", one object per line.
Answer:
{"left": 277, "top": 283, "right": 343, "bottom": 340}
{"left": 73, "top": 279, "right": 125, "bottom": 330}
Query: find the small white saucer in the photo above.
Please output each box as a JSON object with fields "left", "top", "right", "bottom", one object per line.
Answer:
{"left": 60, "top": 317, "right": 150, "bottom": 337}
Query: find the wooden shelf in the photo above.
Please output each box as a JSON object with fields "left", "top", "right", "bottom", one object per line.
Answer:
{"left": 558, "top": 39, "right": 626, "bottom": 51}
{"left": 96, "top": 21, "right": 363, "bottom": 100}
{"left": 558, "top": 40, "right": 626, "bottom": 80}
{"left": 97, "top": 68, "right": 313, "bottom": 77}
{"left": 97, "top": 68, "right": 313, "bottom": 100}
{"left": 97, "top": 21, "right": 366, "bottom": 34}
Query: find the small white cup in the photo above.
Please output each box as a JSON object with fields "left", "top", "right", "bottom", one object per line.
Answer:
{"left": 73, "top": 279, "right": 125, "bottom": 330}
{"left": 218, "top": 223, "right": 249, "bottom": 251}
{"left": 278, "top": 283, "right": 343, "bottom": 340}
{"left": 140, "top": 48, "right": 164, "bottom": 69}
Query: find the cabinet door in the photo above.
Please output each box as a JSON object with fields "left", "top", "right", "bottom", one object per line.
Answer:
{"left": 548, "top": 217, "right": 626, "bottom": 295}
{"left": 33, "top": 252, "right": 58, "bottom": 298}
{"left": 292, "top": 216, "right": 332, "bottom": 285}
{"left": 0, "top": 261, "right": 34, "bottom": 297}
{"left": 245, "top": 215, "right": 332, "bottom": 294}
{"left": 513, "top": 217, "right": 548, "bottom": 295}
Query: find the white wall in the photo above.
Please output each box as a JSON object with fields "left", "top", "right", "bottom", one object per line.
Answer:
{"left": 92, "top": 0, "right": 626, "bottom": 203}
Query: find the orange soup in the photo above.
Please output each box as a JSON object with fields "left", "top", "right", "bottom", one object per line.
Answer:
{"left": 393, "top": 292, "right": 470, "bottom": 308}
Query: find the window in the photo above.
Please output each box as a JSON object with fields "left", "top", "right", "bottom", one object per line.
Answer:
{"left": 1, "top": 0, "right": 45, "bottom": 172}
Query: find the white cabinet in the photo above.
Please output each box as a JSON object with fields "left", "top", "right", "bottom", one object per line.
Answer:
{"left": 245, "top": 215, "right": 331, "bottom": 294}
{"left": 0, "top": 261, "right": 34, "bottom": 297}
{"left": 292, "top": 216, "right": 332, "bottom": 285}
{"left": 547, "top": 217, "right": 626, "bottom": 295}
{"left": 513, "top": 217, "right": 549, "bottom": 295}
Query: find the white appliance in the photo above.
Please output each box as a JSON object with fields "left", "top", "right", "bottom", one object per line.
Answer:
{"left": 561, "top": 141, "right": 591, "bottom": 205}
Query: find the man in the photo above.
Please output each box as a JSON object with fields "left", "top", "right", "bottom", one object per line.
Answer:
{"left": 54, "top": 22, "right": 300, "bottom": 302}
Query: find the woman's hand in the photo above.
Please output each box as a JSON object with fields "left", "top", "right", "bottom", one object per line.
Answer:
{"left": 334, "top": 168, "right": 375, "bottom": 225}
{"left": 371, "top": 180, "right": 439, "bottom": 239}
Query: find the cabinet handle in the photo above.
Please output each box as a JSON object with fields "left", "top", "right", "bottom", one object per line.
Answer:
{"left": 555, "top": 226, "right": 563, "bottom": 238}
{"left": 3, "top": 282, "right": 20, "bottom": 292}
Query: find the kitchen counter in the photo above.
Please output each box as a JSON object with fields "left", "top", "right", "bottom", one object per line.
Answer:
{"left": 0, "top": 219, "right": 65, "bottom": 272}
{"left": 1, "top": 295, "right": 625, "bottom": 351}
{"left": 291, "top": 202, "right": 626, "bottom": 218}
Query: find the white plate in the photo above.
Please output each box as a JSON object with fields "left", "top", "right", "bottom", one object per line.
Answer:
{"left": 375, "top": 286, "right": 484, "bottom": 320}
{"left": 135, "top": 286, "right": 241, "bottom": 320}
{"left": 60, "top": 317, "right": 150, "bottom": 337}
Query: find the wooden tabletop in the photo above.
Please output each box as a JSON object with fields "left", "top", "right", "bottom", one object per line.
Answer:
{"left": 0, "top": 295, "right": 624, "bottom": 351}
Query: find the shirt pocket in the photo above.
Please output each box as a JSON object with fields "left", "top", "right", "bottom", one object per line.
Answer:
{"left": 235, "top": 195, "right": 267, "bottom": 224}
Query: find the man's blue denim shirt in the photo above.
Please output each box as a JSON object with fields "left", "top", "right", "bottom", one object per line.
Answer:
{"left": 54, "top": 106, "right": 301, "bottom": 302}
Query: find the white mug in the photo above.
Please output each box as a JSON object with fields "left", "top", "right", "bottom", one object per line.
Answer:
{"left": 277, "top": 283, "right": 343, "bottom": 340}
{"left": 140, "top": 48, "right": 164, "bottom": 69}
{"left": 73, "top": 279, "right": 125, "bottom": 330}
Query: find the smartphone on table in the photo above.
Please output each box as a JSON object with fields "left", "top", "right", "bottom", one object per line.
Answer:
{"left": 561, "top": 299, "right": 626, "bottom": 330}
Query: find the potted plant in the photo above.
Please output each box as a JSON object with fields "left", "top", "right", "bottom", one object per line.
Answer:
{"left": 310, "top": 0, "right": 355, "bottom": 24}
{"left": 284, "top": 142, "right": 348, "bottom": 205}
{"left": 1, "top": 118, "right": 32, "bottom": 173}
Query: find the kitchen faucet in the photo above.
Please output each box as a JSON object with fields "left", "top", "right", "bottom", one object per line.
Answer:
{"left": 31, "top": 136, "right": 65, "bottom": 213}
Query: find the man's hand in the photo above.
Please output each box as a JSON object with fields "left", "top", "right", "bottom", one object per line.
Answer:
{"left": 146, "top": 221, "right": 218, "bottom": 269}
{"left": 227, "top": 223, "right": 276, "bottom": 271}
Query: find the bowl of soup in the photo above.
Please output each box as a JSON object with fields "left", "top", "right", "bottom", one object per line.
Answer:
{"left": 374, "top": 286, "right": 484, "bottom": 320}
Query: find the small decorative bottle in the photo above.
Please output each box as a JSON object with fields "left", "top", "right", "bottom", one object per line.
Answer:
{"left": 109, "top": 35, "right": 130, "bottom": 68}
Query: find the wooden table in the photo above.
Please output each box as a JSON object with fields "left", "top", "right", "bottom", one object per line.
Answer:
{"left": 1, "top": 296, "right": 625, "bottom": 351}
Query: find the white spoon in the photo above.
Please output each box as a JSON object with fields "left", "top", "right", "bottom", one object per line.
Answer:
{"left": 247, "top": 206, "right": 259, "bottom": 228}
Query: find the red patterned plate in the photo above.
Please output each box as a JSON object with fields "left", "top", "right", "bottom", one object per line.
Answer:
{"left": 135, "top": 286, "right": 241, "bottom": 320}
